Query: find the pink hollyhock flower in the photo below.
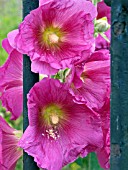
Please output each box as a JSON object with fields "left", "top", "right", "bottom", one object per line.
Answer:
{"left": 67, "top": 49, "right": 110, "bottom": 111}
{"left": 12, "top": 0, "right": 97, "bottom": 75}
{"left": 95, "top": 1, "right": 111, "bottom": 50}
{"left": 0, "top": 116, "right": 23, "bottom": 170}
{"left": 19, "top": 78, "right": 103, "bottom": 170}
{"left": 0, "top": 38, "right": 23, "bottom": 120}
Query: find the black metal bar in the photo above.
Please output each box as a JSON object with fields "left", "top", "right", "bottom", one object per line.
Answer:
{"left": 111, "top": 0, "right": 128, "bottom": 169}
{"left": 104, "top": 0, "right": 111, "bottom": 6}
{"left": 23, "top": 0, "right": 39, "bottom": 170}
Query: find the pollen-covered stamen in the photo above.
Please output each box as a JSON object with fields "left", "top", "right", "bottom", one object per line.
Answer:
{"left": 50, "top": 114, "right": 59, "bottom": 125}
{"left": 48, "top": 34, "right": 59, "bottom": 44}
{"left": 45, "top": 127, "right": 60, "bottom": 140}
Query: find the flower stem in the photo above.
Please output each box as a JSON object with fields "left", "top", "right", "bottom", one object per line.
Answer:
{"left": 88, "top": 153, "right": 91, "bottom": 170}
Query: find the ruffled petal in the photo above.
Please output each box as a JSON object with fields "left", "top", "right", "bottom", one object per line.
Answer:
{"left": 31, "top": 59, "right": 58, "bottom": 75}
{"left": 7, "top": 29, "right": 19, "bottom": 49}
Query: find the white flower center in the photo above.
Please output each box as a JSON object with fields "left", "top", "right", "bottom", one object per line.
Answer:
{"left": 48, "top": 33, "right": 59, "bottom": 43}
{"left": 50, "top": 114, "right": 59, "bottom": 125}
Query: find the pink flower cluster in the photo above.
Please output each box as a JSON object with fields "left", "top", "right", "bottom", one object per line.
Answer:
{"left": 0, "top": 0, "right": 110, "bottom": 170}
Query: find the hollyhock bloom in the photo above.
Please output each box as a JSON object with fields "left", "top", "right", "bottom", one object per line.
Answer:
{"left": 0, "top": 116, "right": 23, "bottom": 170}
{"left": 19, "top": 78, "right": 103, "bottom": 170}
{"left": 95, "top": 1, "right": 111, "bottom": 50}
{"left": 12, "top": 0, "right": 97, "bottom": 75}
{"left": 67, "top": 49, "right": 110, "bottom": 111}
{"left": 0, "top": 38, "right": 23, "bottom": 120}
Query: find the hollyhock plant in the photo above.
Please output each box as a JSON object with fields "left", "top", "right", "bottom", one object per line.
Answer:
{"left": 19, "top": 78, "right": 103, "bottom": 170}
{"left": 95, "top": 1, "right": 111, "bottom": 50}
{"left": 67, "top": 49, "right": 110, "bottom": 111}
{"left": 11, "top": 0, "right": 97, "bottom": 75}
{"left": 0, "top": 38, "right": 23, "bottom": 120}
{"left": 0, "top": 116, "right": 23, "bottom": 170}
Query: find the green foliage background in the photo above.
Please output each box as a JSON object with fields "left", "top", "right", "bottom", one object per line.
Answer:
{"left": 0, "top": 0, "right": 103, "bottom": 169}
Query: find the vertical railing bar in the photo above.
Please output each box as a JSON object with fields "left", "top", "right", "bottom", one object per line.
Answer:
{"left": 23, "top": 0, "right": 39, "bottom": 170}
{"left": 111, "top": 0, "right": 128, "bottom": 170}
{"left": 104, "top": 0, "right": 111, "bottom": 6}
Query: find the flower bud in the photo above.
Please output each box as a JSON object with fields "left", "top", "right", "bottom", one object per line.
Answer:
{"left": 95, "top": 17, "right": 110, "bottom": 33}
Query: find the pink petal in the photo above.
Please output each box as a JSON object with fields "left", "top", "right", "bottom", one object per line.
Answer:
{"left": 31, "top": 59, "right": 58, "bottom": 75}
{"left": 39, "top": 0, "right": 54, "bottom": 6}
{"left": 2, "top": 39, "right": 13, "bottom": 54}
{"left": 0, "top": 49, "right": 23, "bottom": 120}
{"left": 96, "top": 129, "right": 110, "bottom": 169}
{"left": 1, "top": 86, "right": 23, "bottom": 120}
{"left": 0, "top": 116, "right": 23, "bottom": 170}
{"left": 97, "top": 1, "right": 111, "bottom": 24}
{"left": 7, "top": 29, "right": 19, "bottom": 49}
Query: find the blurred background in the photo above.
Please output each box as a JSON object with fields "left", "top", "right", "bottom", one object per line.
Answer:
{"left": 0, "top": 0, "right": 103, "bottom": 169}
